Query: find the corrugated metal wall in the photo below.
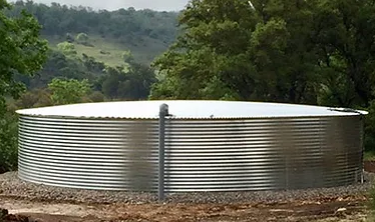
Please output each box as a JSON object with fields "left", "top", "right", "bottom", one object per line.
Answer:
{"left": 18, "top": 116, "right": 158, "bottom": 191}
{"left": 18, "top": 115, "right": 363, "bottom": 192}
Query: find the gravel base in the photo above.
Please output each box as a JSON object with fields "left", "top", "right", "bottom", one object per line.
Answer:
{"left": 0, "top": 171, "right": 374, "bottom": 204}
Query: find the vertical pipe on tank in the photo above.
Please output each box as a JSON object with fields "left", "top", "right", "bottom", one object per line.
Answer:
{"left": 159, "top": 104, "right": 169, "bottom": 201}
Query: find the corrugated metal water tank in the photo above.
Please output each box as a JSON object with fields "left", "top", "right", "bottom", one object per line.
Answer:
{"left": 16, "top": 100, "right": 367, "bottom": 192}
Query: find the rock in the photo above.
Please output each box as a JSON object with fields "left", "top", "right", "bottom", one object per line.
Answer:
{"left": 334, "top": 207, "right": 348, "bottom": 218}
{"left": 0, "top": 171, "right": 373, "bottom": 205}
{"left": 336, "top": 207, "right": 347, "bottom": 212}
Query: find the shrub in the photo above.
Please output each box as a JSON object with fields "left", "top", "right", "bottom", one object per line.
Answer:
{"left": 0, "top": 110, "right": 18, "bottom": 173}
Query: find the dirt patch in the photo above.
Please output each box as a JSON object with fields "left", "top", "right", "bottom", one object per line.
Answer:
{"left": 364, "top": 160, "right": 375, "bottom": 173}
{"left": 0, "top": 195, "right": 370, "bottom": 222}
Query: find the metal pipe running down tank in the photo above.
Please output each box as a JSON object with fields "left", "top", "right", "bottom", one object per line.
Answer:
{"left": 158, "top": 103, "right": 169, "bottom": 201}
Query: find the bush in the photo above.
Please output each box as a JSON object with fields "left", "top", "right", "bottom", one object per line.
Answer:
{"left": 48, "top": 78, "right": 92, "bottom": 105}
{"left": 88, "top": 91, "right": 106, "bottom": 102}
{"left": 0, "top": 110, "right": 18, "bottom": 173}
{"left": 57, "top": 41, "right": 77, "bottom": 56}
{"left": 76, "top": 33, "right": 89, "bottom": 43}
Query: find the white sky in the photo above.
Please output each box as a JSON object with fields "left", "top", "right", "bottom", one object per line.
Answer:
{"left": 30, "top": 0, "right": 190, "bottom": 11}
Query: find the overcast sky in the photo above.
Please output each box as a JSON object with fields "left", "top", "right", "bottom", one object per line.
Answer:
{"left": 31, "top": 0, "right": 189, "bottom": 11}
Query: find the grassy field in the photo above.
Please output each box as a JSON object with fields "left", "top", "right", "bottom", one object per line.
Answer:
{"left": 45, "top": 34, "right": 170, "bottom": 66}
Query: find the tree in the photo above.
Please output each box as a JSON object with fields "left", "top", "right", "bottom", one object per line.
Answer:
{"left": 88, "top": 91, "right": 106, "bottom": 102}
{"left": 150, "top": 0, "right": 319, "bottom": 102}
{"left": 121, "top": 62, "right": 156, "bottom": 99}
{"left": 76, "top": 32, "right": 92, "bottom": 46}
{"left": 0, "top": 0, "right": 48, "bottom": 107}
{"left": 150, "top": 0, "right": 375, "bottom": 107}
{"left": 0, "top": 111, "right": 18, "bottom": 173}
{"left": 150, "top": 0, "right": 375, "bottom": 152}
{"left": 57, "top": 41, "right": 77, "bottom": 56}
{"left": 18, "top": 50, "right": 92, "bottom": 89}
{"left": 99, "top": 63, "right": 156, "bottom": 100}
{"left": 48, "top": 78, "right": 92, "bottom": 105}
{"left": 82, "top": 53, "right": 105, "bottom": 74}
{"left": 7, "top": 1, "right": 179, "bottom": 54}
{"left": 312, "top": 0, "right": 375, "bottom": 107}
{"left": 0, "top": 0, "right": 47, "bottom": 173}
{"left": 76, "top": 32, "right": 89, "bottom": 42}
{"left": 15, "top": 89, "right": 52, "bottom": 108}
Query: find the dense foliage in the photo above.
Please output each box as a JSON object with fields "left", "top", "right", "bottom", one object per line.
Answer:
{"left": 15, "top": 50, "right": 156, "bottom": 102}
{"left": 150, "top": 0, "right": 375, "bottom": 151}
{"left": 1, "top": 1, "right": 163, "bottom": 172}
{"left": 0, "top": 111, "right": 18, "bottom": 173}
{"left": 0, "top": 0, "right": 47, "bottom": 172}
{"left": 7, "top": 0, "right": 171, "bottom": 102}
{"left": 48, "top": 78, "right": 91, "bottom": 105}
{"left": 0, "top": 0, "right": 47, "bottom": 105}
{"left": 151, "top": 0, "right": 374, "bottom": 105}
{"left": 8, "top": 1, "right": 179, "bottom": 46}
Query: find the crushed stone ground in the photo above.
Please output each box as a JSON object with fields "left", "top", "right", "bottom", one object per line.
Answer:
{"left": 0, "top": 171, "right": 374, "bottom": 221}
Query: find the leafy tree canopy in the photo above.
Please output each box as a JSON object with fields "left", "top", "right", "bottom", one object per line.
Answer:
{"left": 48, "top": 78, "right": 92, "bottom": 105}
{"left": 76, "top": 33, "right": 89, "bottom": 42}
{"left": 57, "top": 41, "right": 77, "bottom": 56}
{"left": 8, "top": 0, "right": 179, "bottom": 45}
{"left": 0, "top": 0, "right": 47, "bottom": 110}
{"left": 151, "top": 0, "right": 375, "bottom": 109}
{"left": 0, "top": 0, "right": 47, "bottom": 172}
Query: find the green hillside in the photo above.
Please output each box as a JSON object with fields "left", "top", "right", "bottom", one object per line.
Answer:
{"left": 46, "top": 34, "right": 170, "bottom": 66}
{"left": 8, "top": 1, "right": 180, "bottom": 66}
{"left": 1, "top": 0, "right": 181, "bottom": 103}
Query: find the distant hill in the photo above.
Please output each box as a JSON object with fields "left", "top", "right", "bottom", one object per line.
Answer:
{"left": 46, "top": 33, "right": 172, "bottom": 66}
{"left": 7, "top": 0, "right": 180, "bottom": 66}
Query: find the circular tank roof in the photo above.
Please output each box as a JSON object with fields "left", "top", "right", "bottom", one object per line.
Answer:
{"left": 16, "top": 100, "right": 368, "bottom": 119}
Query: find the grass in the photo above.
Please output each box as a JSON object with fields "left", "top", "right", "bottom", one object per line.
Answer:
{"left": 364, "top": 151, "right": 375, "bottom": 161}
{"left": 44, "top": 34, "right": 170, "bottom": 66}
